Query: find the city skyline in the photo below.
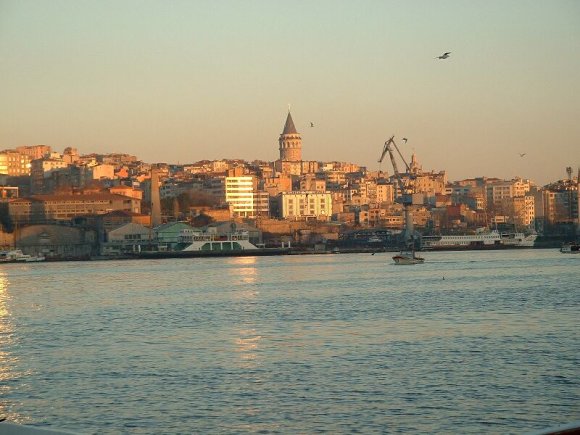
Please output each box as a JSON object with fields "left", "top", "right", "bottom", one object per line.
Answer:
{"left": 1, "top": 1, "right": 579, "bottom": 185}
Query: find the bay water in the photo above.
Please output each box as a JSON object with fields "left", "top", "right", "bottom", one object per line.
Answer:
{"left": 0, "top": 249, "right": 578, "bottom": 434}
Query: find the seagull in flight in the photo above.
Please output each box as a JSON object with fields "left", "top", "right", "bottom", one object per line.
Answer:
{"left": 310, "top": 122, "right": 314, "bottom": 127}
{"left": 519, "top": 153, "right": 526, "bottom": 157}
{"left": 436, "top": 52, "right": 451, "bottom": 59}
{"left": 402, "top": 138, "right": 408, "bottom": 143}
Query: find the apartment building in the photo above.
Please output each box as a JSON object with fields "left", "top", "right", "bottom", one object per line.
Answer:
{"left": 9, "top": 193, "right": 141, "bottom": 225}
{"left": 541, "top": 188, "right": 578, "bottom": 225}
{"left": 225, "top": 176, "right": 255, "bottom": 217}
{"left": 299, "top": 174, "right": 326, "bottom": 193}
{"left": 376, "top": 182, "right": 395, "bottom": 204}
{"left": 278, "top": 191, "right": 332, "bottom": 221}
{"left": 322, "top": 170, "right": 347, "bottom": 187}
{"left": 263, "top": 174, "right": 293, "bottom": 197}
{"left": 0, "top": 151, "right": 31, "bottom": 176}
{"left": 301, "top": 160, "right": 320, "bottom": 174}
{"left": 485, "top": 177, "right": 535, "bottom": 227}
{"left": 513, "top": 195, "right": 536, "bottom": 227}
{"left": 224, "top": 176, "right": 269, "bottom": 218}
{"left": 88, "top": 164, "right": 115, "bottom": 180}
{"left": 109, "top": 185, "right": 143, "bottom": 201}
{"left": 30, "top": 157, "right": 69, "bottom": 193}
{"left": 486, "top": 177, "right": 532, "bottom": 204}
{"left": 16, "top": 145, "right": 51, "bottom": 161}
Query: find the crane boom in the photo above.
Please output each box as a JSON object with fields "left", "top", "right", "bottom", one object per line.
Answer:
{"left": 392, "top": 140, "right": 411, "bottom": 173}
{"left": 378, "top": 136, "right": 410, "bottom": 201}
{"left": 378, "top": 135, "right": 416, "bottom": 247}
{"left": 378, "top": 135, "right": 394, "bottom": 163}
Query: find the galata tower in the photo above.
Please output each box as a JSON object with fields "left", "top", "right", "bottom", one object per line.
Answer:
{"left": 278, "top": 111, "right": 302, "bottom": 162}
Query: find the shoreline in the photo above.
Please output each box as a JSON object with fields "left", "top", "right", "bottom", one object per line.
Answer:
{"left": 0, "top": 245, "right": 562, "bottom": 264}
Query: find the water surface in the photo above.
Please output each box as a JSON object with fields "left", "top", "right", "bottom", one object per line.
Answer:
{"left": 0, "top": 250, "right": 578, "bottom": 433}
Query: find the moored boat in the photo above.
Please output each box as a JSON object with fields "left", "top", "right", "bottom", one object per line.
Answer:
{"left": 421, "top": 230, "right": 537, "bottom": 251}
{"left": 131, "top": 228, "right": 291, "bottom": 259}
{"left": 0, "top": 249, "right": 46, "bottom": 263}
{"left": 179, "top": 228, "right": 261, "bottom": 252}
{"left": 560, "top": 242, "right": 580, "bottom": 254}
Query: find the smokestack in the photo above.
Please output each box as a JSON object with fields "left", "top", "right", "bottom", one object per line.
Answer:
{"left": 577, "top": 167, "right": 580, "bottom": 235}
{"left": 150, "top": 166, "right": 162, "bottom": 227}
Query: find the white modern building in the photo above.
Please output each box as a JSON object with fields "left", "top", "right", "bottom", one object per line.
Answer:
{"left": 225, "top": 176, "right": 269, "bottom": 218}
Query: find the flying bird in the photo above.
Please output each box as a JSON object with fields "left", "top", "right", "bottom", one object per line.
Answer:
{"left": 436, "top": 52, "right": 451, "bottom": 59}
{"left": 519, "top": 153, "right": 526, "bottom": 157}
{"left": 310, "top": 122, "right": 314, "bottom": 127}
{"left": 402, "top": 138, "right": 408, "bottom": 143}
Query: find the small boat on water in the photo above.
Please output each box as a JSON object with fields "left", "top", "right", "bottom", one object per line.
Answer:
{"left": 560, "top": 242, "right": 580, "bottom": 254}
{"left": 392, "top": 249, "right": 424, "bottom": 265}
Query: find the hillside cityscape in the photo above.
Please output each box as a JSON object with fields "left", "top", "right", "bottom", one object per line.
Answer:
{"left": 1, "top": 111, "right": 578, "bottom": 260}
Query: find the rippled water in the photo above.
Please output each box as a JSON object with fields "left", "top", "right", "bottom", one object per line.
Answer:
{"left": 0, "top": 250, "right": 578, "bottom": 434}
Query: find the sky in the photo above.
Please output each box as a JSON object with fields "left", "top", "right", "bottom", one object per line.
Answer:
{"left": 0, "top": 0, "right": 579, "bottom": 185}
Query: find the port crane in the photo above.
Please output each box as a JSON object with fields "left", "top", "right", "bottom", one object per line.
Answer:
{"left": 378, "top": 136, "right": 417, "bottom": 247}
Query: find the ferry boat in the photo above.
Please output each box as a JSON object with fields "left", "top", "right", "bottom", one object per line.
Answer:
{"left": 179, "top": 228, "right": 261, "bottom": 252}
{"left": 132, "top": 228, "right": 290, "bottom": 259}
{"left": 560, "top": 242, "right": 580, "bottom": 254}
{"left": 0, "top": 249, "right": 46, "bottom": 263}
{"left": 421, "top": 230, "right": 537, "bottom": 251}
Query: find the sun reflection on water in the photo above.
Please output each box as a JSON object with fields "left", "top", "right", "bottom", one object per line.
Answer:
{"left": 236, "top": 329, "right": 262, "bottom": 361}
{"left": 0, "top": 271, "right": 21, "bottom": 422}
{"left": 229, "top": 257, "right": 267, "bottom": 428}
{"left": 231, "top": 256, "right": 258, "bottom": 285}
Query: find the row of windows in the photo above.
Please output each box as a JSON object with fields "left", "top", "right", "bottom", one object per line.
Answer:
{"left": 43, "top": 200, "right": 113, "bottom": 205}
{"left": 124, "top": 234, "right": 142, "bottom": 240}
{"left": 226, "top": 195, "right": 254, "bottom": 199}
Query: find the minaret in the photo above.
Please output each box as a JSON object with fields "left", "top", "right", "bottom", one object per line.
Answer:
{"left": 409, "top": 152, "right": 422, "bottom": 175}
{"left": 150, "top": 166, "right": 162, "bottom": 227}
{"left": 279, "top": 111, "right": 302, "bottom": 162}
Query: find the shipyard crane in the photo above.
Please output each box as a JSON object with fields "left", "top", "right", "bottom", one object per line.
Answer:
{"left": 378, "top": 136, "right": 413, "bottom": 202}
{"left": 378, "top": 136, "right": 417, "bottom": 247}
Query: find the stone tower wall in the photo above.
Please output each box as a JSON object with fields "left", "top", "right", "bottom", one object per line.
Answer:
{"left": 279, "top": 133, "right": 302, "bottom": 162}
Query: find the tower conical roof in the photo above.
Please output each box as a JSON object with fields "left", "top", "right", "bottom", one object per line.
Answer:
{"left": 282, "top": 111, "right": 298, "bottom": 135}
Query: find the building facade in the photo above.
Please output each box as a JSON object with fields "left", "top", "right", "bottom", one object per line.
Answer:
{"left": 225, "top": 176, "right": 256, "bottom": 218}
{"left": 102, "top": 222, "right": 152, "bottom": 255}
{"left": 30, "top": 157, "right": 69, "bottom": 193}
{"left": 278, "top": 191, "right": 332, "bottom": 221}
{"left": 0, "top": 150, "right": 31, "bottom": 176}
{"left": 9, "top": 193, "right": 141, "bottom": 224}
{"left": 16, "top": 145, "right": 51, "bottom": 161}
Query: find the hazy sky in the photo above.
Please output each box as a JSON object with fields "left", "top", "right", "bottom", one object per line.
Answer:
{"left": 1, "top": 0, "right": 578, "bottom": 185}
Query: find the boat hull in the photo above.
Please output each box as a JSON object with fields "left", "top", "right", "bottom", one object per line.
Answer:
{"left": 0, "top": 249, "right": 46, "bottom": 263}
{"left": 129, "top": 247, "right": 291, "bottom": 259}
{"left": 560, "top": 243, "right": 580, "bottom": 254}
{"left": 421, "top": 232, "right": 537, "bottom": 251}
{"left": 392, "top": 254, "right": 425, "bottom": 265}
{"left": 421, "top": 244, "right": 534, "bottom": 251}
